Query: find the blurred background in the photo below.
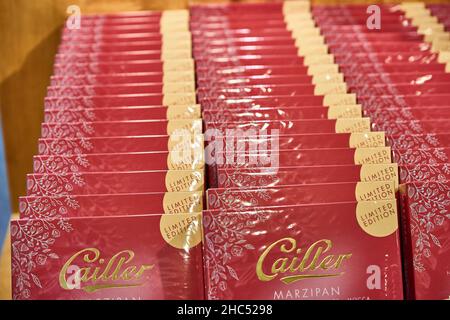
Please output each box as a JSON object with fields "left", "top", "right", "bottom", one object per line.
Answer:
{"left": 0, "top": 0, "right": 446, "bottom": 300}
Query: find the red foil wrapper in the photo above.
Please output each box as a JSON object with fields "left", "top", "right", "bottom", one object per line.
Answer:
{"left": 203, "top": 201, "right": 403, "bottom": 300}
{"left": 11, "top": 214, "right": 204, "bottom": 300}
{"left": 399, "top": 182, "right": 450, "bottom": 300}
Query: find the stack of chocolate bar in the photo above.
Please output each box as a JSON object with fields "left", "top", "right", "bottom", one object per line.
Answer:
{"left": 11, "top": 10, "right": 205, "bottom": 300}
{"left": 9, "top": 1, "right": 449, "bottom": 301}
{"left": 193, "top": 1, "right": 403, "bottom": 300}
{"left": 310, "top": 2, "right": 449, "bottom": 300}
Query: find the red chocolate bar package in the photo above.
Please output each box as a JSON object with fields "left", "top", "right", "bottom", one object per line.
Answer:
{"left": 62, "top": 24, "right": 190, "bottom": 36}
{"left": 194, "top": 45, "right": 300, "bottom": 58}
{"left": 44, "top": 93, "right": 197, "bottom": 108}
{"left": 204, "top": 118, "right": 371, "bottom": 134}
{"left": 203, "top": 200, "right": 403, "bottom": 300}
{"left": 216, "top": 164, "right": 399, "bottom": 189}
{"left": 58, "top": 39, "right": 192, "bottom": 53}
{"left": 366, "top": 107, "right": 450, "bottom": 123}
{"left": 19, "top": 191, "right": 203, "bottom": 218}
{"left": 202, "top": 105, "right": 362, "bottom": 122}
{"left": 37, "top": 135, "right": 204, "bottom": 155}
{"left": 196, "top": 74, "right": 344, "bottom": 87}
{"left": 340, "top": 62, "right": 446, "bottom": 75}
{"left": 50, "top": 72, "right": 196, "bottom": 86}
{"left": 350, "top": 83, "right": 450, "bottom": 97}
{"left": 46, "top": 82, "right": 196, "bottom": 97}
{"left": 54, "top": 50, "right": 194, "bottom": 64}
{"left": 63, "top": 9, "right": 189, "bottom": 22}
{"left": 26, "top": 170, "right": 204, "bottom": 196}
{"left": 44, "top": 105, "right": 201, "bottom": 122}
{"left": 197, "top": 82, "right": 347, "bottom": 98}
{"left": 206, "top": 181, "right": 397, "bottom": 211}
{"left": 399, "top": 181, "right": 449, "bottom": 300}
{"left": 213, "top": 147, "right": 392, "bottom": 167}
{"left": 372, "top": 120, "right": 450, "bottom": 136}
{"left": 11, "top": 213, "right": 204, "bottom": 300}
{"left": 334, "top": 51, "right": 443, "bottom": 67}
{"left": 393, "top": 148, "right": 450, "bottom": 165}
{"left": 41, "top": 120, "right": 202, "bottom": 138}
{"left": 195, "top": 56, "right": 311, "bottom": 70}
{"left": 60, "top": 32, "right": 192, "bottom": 45}
{"left": 52, "top": 59, "right": 194, "bottom": 76}
{"left": 208, "top": 147, "right": 392, "bottom": 188}
{"left": 359, "top": 95, "right": 450, "bottom": 110}
{"left": 63, "top": 15, "right": 189, "bottom": 29}
{"left": 201, "top": 93, "right": 357, "bottom": 109}
{"left": 386, "top": 133, "right": 450, "bottom": 150}
{"left": 399, "top": 163, "right": 450, "bottom": 183}
{"left": 190, "top": 1, "right": 309, "bottom": 15}
{"left": 345, "top": 72, "right": 450, "bottom": 87}
{"left": 205, "top": 132, "right": 386, "bottom": 154}
{"left": 32, "top": 151, "right": 204, "bottom": 172}
{"left": 196, "top": 65, "right": 343, "bottom": 81}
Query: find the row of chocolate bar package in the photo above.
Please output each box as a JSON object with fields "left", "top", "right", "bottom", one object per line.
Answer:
{"left": 11, "top": 10, "right": 206, "bottom": 300}
{"left": 195, "top": 1, "right": 402, "bottom": 301}
{"left": 197, "top": 1, "right": 449, "bottom": 300}
{"left": 11, "top": 1, "right": 450, "bottom": 300}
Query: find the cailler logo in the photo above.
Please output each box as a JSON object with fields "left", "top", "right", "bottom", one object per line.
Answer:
{"left": 256, "top": 238, "right": 352, "bottom": 284}
{"left": 59, "top": 248, "right": 154, "bottom": 293}
{"left": 169, "top": 128, "right": 280, "bottom": 171}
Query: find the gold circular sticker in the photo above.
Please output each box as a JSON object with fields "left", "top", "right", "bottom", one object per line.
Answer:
{"left": 160, "top": 213, "right": 202, "bottom": 249}
{"left": 356, "top": 201, "right": 398, "bottom": 237}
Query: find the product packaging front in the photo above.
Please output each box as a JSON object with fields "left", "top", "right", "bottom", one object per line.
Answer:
{"left": 46, "top": 82, "right": 196, "bottom": 97}
{"left": 204, "top": 118, "right": 371, "bottom": 134}
{"left": 52, "top": 59, "right": 195, "bottom": 75}
{"left": 204, "top": 132, "right": 386, "bottom": 155}
{"left": 44, "top": 105, "right": 201, "bottom": 122}
{"left": 393, "top": 148, "right": 450, "bottom": 165}
{"left": 399, "top": 181, "right": 449, "bottom": 300}
{"left": 44, "top": 93, "right": 197, "bottom": 109}
{"left": 203, "top": 201, "right": 403, "bottom": 300}
{"left": 202, "top": 105, "right": 362, "bottom": 122}
{"left": 50, "top": 72, "right": 196, "bottom": 86}
{"left": 37, "top": 135, "right": 204, "bottom": 155}
{"left": 19, "top": 191, "right": 203, "bottom": 218}
{"left": 399, "top": 163, "right": 450, "bottom": 183}
{"left": 201, "top": 93, "right": 357, "bottom": 109}
{"left": 11, "top": 213, "right": 204, "bottom": 300}
{"left": 26, "top": 170, "right": 204, "bottom": 197}
{"left": 41, "top": 120, "right": 202, "bottom": 138}
{"left": 209, "top": 147, "right": 392, "bottom": 187}
{"left": 206, "top": 181, "right": 397, "bottom": 210}
{"left": 373, "top": 120, "right": 450, "bottom": 136}
{"left": 32, "top": 151, "right": 205, "bottom": 172}
{"left": 216, "top": 164, "right": 399, "bottom": 189}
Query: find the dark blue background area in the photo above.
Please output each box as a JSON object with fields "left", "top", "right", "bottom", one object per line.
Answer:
{"left": 0, "top": 122, "right": 11, "bottom": 252}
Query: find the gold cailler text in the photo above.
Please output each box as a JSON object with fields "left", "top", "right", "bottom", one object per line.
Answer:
{"left": 59, "top": 248, "right": 154, "bottom": 292}
{"left": 256, "top": 238, "right": 352, "bottom": 284}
